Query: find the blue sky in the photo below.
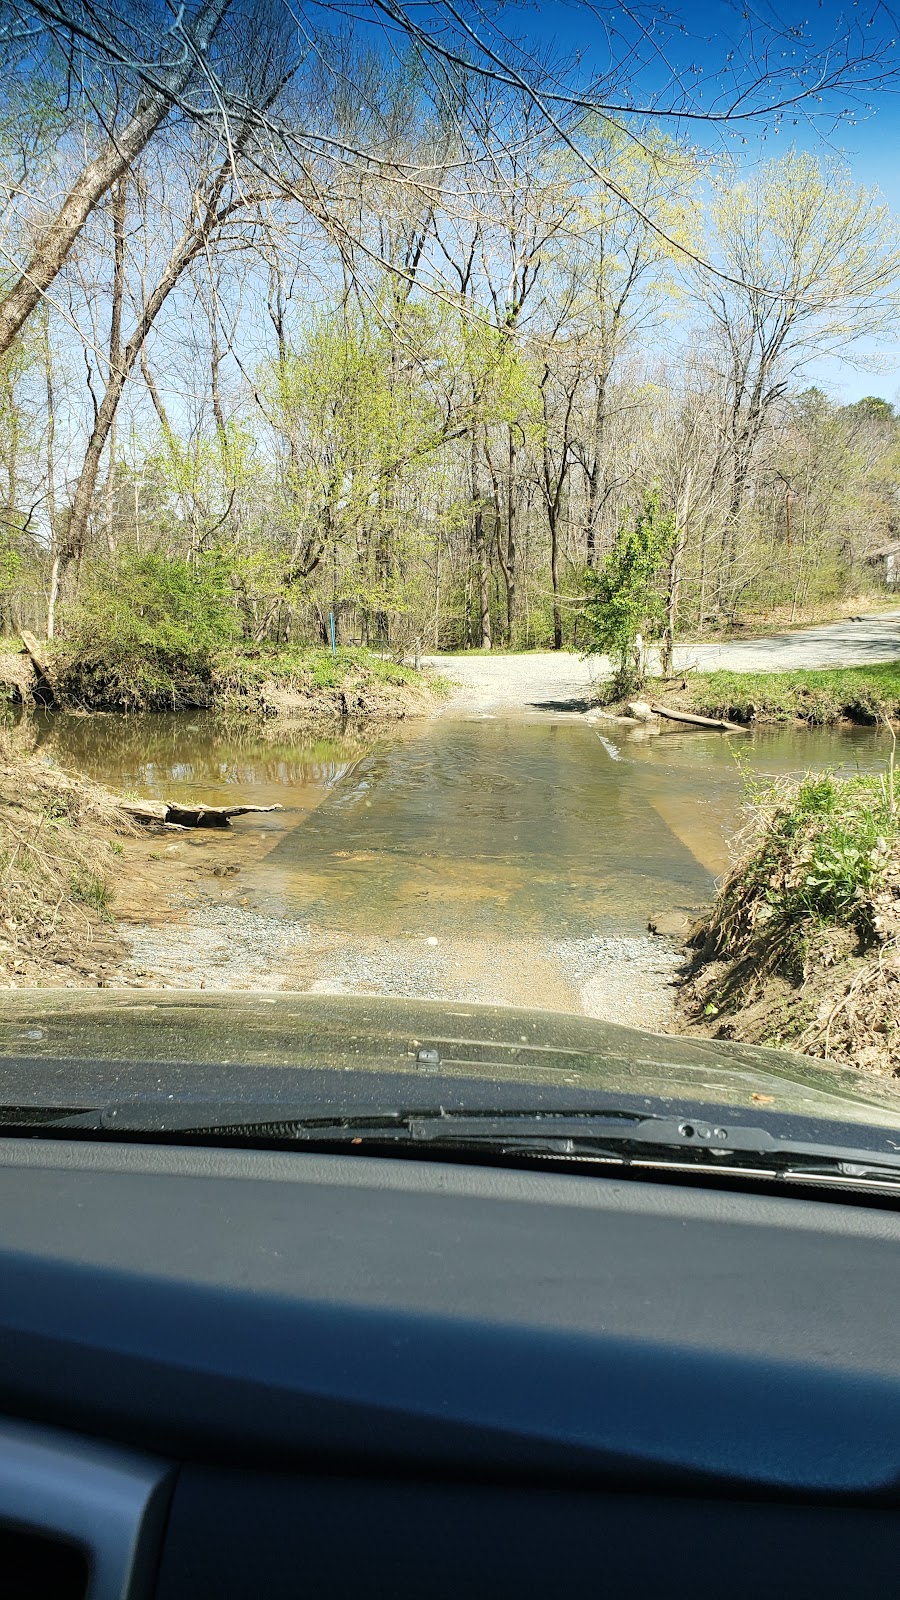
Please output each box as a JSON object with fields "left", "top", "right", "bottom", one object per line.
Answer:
{"left": 466, "top": 0, "right": 900, "bottom": 401}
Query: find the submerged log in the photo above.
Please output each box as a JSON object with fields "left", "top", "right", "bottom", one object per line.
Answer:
{"left": 119, "top": 798, "right": 282, "bottom": 829}
{"left": 649, "top": 702, "right": 749, "bottom": 734}
{"left": 166, "top": 802, "right": 282, "bottom": 829}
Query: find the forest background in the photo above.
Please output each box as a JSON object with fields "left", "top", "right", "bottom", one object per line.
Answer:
{"left": 2, "top": 0, "right": 900, "bottom": 692}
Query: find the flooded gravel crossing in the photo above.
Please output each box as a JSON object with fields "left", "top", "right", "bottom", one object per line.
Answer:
{"left": 33, "top": 711, "right": 892, "bottom": 1027}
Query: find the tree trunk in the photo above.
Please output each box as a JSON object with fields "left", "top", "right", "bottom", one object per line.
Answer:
{"left": 46, "top": 556, "right": 60, "bottom": 642}
{"left": 0, "top": 0, "right": 232, "bottom": 362}
{"left": 661, "top": 477, "right": 691, "bottom": 675}
{"left": 505, "top": 429, "right": 518, "bottom": 644}
{"left": 41, "top": 305, "right": 59, "bottom": 637}
{"left": 585, "top": 371, "right": 608, "bottom": 567}
{"left": 104, "top": 175, "right": 127, "bottom": 555}
{"left": 549, "top": 500, "right": 562, "bottom": 650}
{"left": 471, "top": 429, "right": 491, "bottom": 648}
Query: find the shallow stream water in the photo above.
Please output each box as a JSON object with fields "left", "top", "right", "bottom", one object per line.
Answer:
{"left": 35, "top": 711, "right": 890, "bottom": 940}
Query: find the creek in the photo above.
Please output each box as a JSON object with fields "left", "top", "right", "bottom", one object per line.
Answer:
{"left": 32, "top": 711, "right": 891, "bottom": 1022}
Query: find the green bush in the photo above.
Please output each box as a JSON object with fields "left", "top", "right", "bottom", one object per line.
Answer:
{"left": 58, "top": 549, "right": 239, "bottom": 709}
{"left": 581, "top": 490, "right": 675, "bottom": 692}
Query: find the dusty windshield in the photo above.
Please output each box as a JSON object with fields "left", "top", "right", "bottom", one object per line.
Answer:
{"left": 0, "top": 0, "right": 899, "bottom": 1150}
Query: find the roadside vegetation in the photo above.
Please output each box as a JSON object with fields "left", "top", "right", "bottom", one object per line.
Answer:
{"left": 0, "top": 725, "right": 134, "bottom": 987}
{"left": 1, "top": 550, "right": 443, "bottom": 716}
{"left": 647, "top": 664, "right": 900, "bottom": 727}
{"left": 681, "top": 761, "right": 900, "bottom": 1073}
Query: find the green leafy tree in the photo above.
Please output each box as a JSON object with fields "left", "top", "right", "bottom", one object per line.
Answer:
{"left": 581, "top": 491, "right": 676, "bottom": 692}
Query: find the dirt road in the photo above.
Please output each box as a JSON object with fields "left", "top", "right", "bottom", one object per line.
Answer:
{"left": 425, "top": 612, "right": 900, "bottom": 714}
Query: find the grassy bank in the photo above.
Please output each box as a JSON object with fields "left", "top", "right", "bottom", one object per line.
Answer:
{"left": 1, "top": 638, "right": 445, "bottom": 719}
{"left": 651, "top": 663, "right": 900, "bottom": 725}
{"left": 214, "top": 645, "right": 445, "bottom": 721}
{"left": 680, "top": 594, "right": 897, "bottom": 641}
{"left": 680, "top": 765, "right": 900, "bottom": 1073}
{"left": 0, "top": 725, "right": 135, "bottom": 987}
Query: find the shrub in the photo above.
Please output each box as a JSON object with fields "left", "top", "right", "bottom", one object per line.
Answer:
{"left": 580, "top": 491, "right": 675, "bottom": 693}
{"left": 58, "top": 549, "right": 239, "bottom": 709}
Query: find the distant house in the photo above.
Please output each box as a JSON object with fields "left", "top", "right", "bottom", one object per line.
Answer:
{"left": 866, "top": 542, "right": 900, "bottom": 587}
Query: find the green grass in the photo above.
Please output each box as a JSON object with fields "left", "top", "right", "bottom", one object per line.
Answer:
{"left": 218, "top": 644, "right": 435, "bottom": 695}
{"left": 69, "top": 869, "right": 112, "bottom": 918}
{"left": 663, "top": 663, "right": 900, "bottom": 725}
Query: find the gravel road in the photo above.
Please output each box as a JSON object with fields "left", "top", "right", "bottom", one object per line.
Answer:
{"left": 119, "top": 900, "right": 680, "bottom": 1031}
{"left": 425, "top": 611, "right": 900, "bottom": 715}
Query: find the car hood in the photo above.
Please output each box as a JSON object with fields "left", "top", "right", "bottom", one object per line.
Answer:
{"left": 0, "top": 989, "right": 897, "bottom": 1134}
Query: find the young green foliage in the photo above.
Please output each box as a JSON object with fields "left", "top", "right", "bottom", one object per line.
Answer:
{"left": 58, "top": 549, "right": 239, "bottom": 708}
{"left": 581, "top": 490, "right": 676, "bottom": 690}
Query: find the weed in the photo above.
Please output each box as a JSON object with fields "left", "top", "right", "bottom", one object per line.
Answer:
{"left": 69, "top": 870, "right": 112, "bottom": 918}
{"left": 685, "top": 758, "right": 900, "bottom": 1072}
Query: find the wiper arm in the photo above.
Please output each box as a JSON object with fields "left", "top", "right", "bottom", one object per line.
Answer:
{"left": 4, "top": 1102, "right": 900, "bottom": 1186}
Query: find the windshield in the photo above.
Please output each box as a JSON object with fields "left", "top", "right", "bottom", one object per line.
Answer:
{"left": 0, "top": 0, "right": 899, "bottom": 1173}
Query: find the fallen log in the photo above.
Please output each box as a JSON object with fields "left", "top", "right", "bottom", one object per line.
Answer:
{"left": 166, "top": 802, "right": 282, "bottom": 829}
{"left": 119, "top": 799, "right": 168, "bottom": 823}
{"left": 119, "top": 799, "right": 282, "bottom": 829}
{"left": 649, "top": 702, "right": 749, "bottom": 734}
{"left": 20, "top": 631, "right": 57, "bottom": 698}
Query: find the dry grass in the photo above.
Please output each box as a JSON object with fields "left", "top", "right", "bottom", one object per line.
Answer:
{"left": 0, "top": 723, "right": 137, "bottom": 986}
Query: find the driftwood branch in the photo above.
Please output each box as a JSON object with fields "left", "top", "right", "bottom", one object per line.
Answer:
{"left": 20, "top": 631, "right": 56, "bottom": 693}
{"left": 119, "top": 799, "right": 282, "bottom": 829}
{"left": 649, "top": 702, "right": 749, "bottom": 734}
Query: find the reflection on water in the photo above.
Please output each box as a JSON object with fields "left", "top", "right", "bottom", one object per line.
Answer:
{"left": 32, "top": 710, "right": 376, "bottom": 812}
{"left": 33, "top": 710, "right": 893, "bottom": 939}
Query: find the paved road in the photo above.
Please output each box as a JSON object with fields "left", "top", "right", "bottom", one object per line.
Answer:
{"left": 424, "top": 612, "right": 900, "bottom": 714}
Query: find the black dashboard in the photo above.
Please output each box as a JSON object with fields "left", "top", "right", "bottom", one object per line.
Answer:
{"left": 1, "top": 1132, "right": 896, "bottom": 1593}
{"left": 1, "top": 1135, "right": 899, "bottom": 1597}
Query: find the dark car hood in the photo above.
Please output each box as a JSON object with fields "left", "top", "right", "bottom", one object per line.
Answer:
{"left": 0, "top": 990, "right": 897, "bottom": 1135}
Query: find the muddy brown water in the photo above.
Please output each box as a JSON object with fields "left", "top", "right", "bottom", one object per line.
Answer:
{"left": 34, "top": 711, "right": 891, "bottom": 940}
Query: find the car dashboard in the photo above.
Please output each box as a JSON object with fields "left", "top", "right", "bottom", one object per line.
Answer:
{"left": 0, "top": 1133, "right": 899, "bottom": 1597}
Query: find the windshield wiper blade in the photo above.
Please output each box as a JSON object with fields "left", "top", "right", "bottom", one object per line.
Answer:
{"left": 0, "top": 1102, "right": 661, "bottom": 1138}
{"left": 4, "top": 1101, "right": 900, "bottom": 1185}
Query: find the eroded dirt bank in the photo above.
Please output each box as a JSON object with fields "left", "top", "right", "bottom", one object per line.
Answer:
{"left": 675, "top": 768, "right": 900, "bottom": 1075}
